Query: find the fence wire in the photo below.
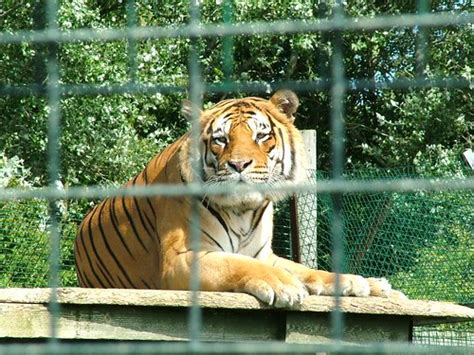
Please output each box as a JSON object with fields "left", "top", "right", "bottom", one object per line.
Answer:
{"left": 0, "top": 0, "right": 473, "bottom": 353}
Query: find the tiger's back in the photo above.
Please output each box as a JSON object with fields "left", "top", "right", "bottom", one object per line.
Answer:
{"left": 75, "top": 134, "right": 187, "bottom": 289}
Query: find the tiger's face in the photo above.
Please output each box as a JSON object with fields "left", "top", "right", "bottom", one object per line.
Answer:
{"left": 182, "top": 90, "right": 306, "bottom": 210}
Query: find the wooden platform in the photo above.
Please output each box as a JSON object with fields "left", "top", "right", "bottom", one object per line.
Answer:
{"left": 1, "top": 288, "right": 473, "bottom": 343}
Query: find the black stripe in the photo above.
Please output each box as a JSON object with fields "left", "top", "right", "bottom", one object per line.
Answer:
{"left": 200, "top": 250, "right": 215, "bottom": 259}
{"left": 203, "top": 142, "right": 210, "bottom": 167}
{"left": 146, "top": 196, "right": 159, "bottom": 223}
{"left": 140, "top": 278, "right": 152, "bottom": 289}
{"left": 142, "top": 168, "right": 158, "bottom": 218}
{"left": 74, "top": 248, "right": 92, "bottom": 288}
{"left": 143, "top": 188, "right": 160, "bottom": 247}
{"left": 267, "top": 112, "right": 276, "bottom": 129}
{"left": 121, "top": 196, "right": 149, "bottom": 252}
{"left": 204, "top": 201, "right": 234, "bottom": 253}
{"left": 81, "top": 206, "right": 110, "bottom": 288}
{"left": 266, "top": 116, "right": 277, "bottom": 154}
{"left": 94, "top": 257, "right": 116, "bottom": 287}
{"left": 202, "top": 229, "right": 225, "bottom": 252}
{"left": 242, "top": 201, "right": 269, "bottom": 246}
{"left": 267, "top": 142, "right": 277, "bottom": 154}
{"left": 75, "top": 235, "right": 83, "bottom": 260}
{"left": 164, "top": 144, "right": 178, "bottom": 179}
{"left": 205, "top": 202, "right": 229, "bottom": 234}
{"left": 109, "top": 197, "right": 135, "bottom": 260}
{"left": 133, "top": 195, "right": 155, "bottom": 241}
{"left": 131, "top": 176, "right": 156, "bottom": 242}
{"left": 206, "top": 123, "right": 213, "bottom": 135}
{"left": 75, "top": 227, "right": 98, "bottom": 288}
{"left": 253, "top": 239, "right": 270, "bottom": 259}
{"left": 249, "top": 202, "right": 269, "bottom": 236}
{"left": 141, "top": 167, "right": 149, "bottom": 184}
{"left": 277, "top": 126, "right": 294, "bottom": 178}
{"left": 248, "top": 170, "right": 270, "bottom": 175}
{"left": 116, "top": 274, "right": 128, "bottom": 288}
{"left": 141, "top": 205, "right": 156, "bottom": 237}
{"left": 74, "top": 256, "right": 89, "bottom": 287}
{"left": 81, "top": 272, "right": 94, "bottom": 288}
{"left": 180, "top": 170, "right": 187, "bottom": 183}
{"left": 96, "top": 201, "right": 138, "bottom": 288}
{"left": 87, "top": 202, "right": 120, "bottom": 288}
{"left": 240, "top": 202, "right": 269, "bottom": 248}
{"left": 81, "top": 207, "right": 117, "bottom": 287}
{"left": 176, "top": 249, "right": 192, "bottom": 255}
{"left": 229, "top": 225, "right": 243, "bottom": 240}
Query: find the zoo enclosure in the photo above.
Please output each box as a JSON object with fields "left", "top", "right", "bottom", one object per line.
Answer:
{"left": 1, "top": 0, "right": 474, "bottom": 353}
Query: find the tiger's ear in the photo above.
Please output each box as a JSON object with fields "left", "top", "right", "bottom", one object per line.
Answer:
{"left": 181, "top": 99, "right": 202, "bottom": 121}
{"left": 270, "top": 90, "right": 299, "bottom": 122}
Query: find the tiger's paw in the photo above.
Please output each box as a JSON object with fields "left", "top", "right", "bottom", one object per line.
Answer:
{"left": 238, "top": 269, "right": 309, "bottom": 308}
{"left": 367, "top": 277, "right": 408, "bottom": 299}
{"left": 301, "top": 271, "right": 370, "bottom": 297}
{"left": 300, "top": 271, "right": 407, "bottom": 299}
{"left": 320, "top": 274, "right": 371, "bottom": 297}
{"left": 327, "top": 275, "right": 408, "bottom": 299}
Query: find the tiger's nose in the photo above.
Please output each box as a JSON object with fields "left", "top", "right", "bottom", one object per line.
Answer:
{"left": 227, "top": 159, "right": 253, "bottom": 173}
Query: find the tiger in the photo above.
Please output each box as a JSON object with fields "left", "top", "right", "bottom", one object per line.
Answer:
{"left": 74, "top": 90, "right": 405, "bottom": 307}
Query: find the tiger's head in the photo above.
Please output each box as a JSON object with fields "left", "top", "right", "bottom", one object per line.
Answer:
{"left": 180, "top": 90, "right": 306, "bottom": 210}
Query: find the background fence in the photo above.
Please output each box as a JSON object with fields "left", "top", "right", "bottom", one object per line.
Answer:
{"left": 275, "top": 166, "right": 473, "bottom": 347}
{"left": 1, "top": 0, "right": 473, "bottom": 353}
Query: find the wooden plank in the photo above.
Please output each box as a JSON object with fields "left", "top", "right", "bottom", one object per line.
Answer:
{"left": 301, "top": 130, "right": 316, "bottom": 170}
{"left": 0, "top": 303, "right": 50, "bottom": 339}
{"left": 0, "top": 303, "right": 283, "bottom": 341}
{"left": 286, "top": 313, "right": 410, "bottom": 344}
{"left": 0, "top": 288, "right": 264, "bottom": 309}
{"left": 0, "top": 288, "right": 473, "bottom": 320}
{"left": 1, "top": 288, "right": 473, "bottom": 342}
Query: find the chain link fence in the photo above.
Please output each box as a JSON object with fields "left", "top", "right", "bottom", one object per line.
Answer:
{"left": 275, "top": 166, "right": 473, "bottom": 347}
{"left": 1, "top": 0, "right": 473, "bottom": 353}
{"left": 1, "top": 165, "right": 472, "bottom": 347}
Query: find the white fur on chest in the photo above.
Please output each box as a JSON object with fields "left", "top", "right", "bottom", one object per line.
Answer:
{"left": 200, "top": 201, "right": 274, "bottom": 260}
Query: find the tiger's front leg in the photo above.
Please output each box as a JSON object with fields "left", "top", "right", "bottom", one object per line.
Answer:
{"left": 163, "top": 250, "right": 309, "bottom": 308}
{"left": 267, "top": 254, "right": 407, "bottom": 299}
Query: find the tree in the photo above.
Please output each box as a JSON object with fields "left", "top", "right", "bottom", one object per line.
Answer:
{"left": 1, "top": 1, "right": 471, "bottom": 184}
{"left": 0, "top": 0, "right": 471, "bottom": 291}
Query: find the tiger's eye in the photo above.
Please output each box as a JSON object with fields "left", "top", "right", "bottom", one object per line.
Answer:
{"left": 212, "top": 136, "right": 227, "bottom": 145}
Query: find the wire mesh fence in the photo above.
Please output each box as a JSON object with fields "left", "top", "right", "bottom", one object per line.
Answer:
{"left": 275, "top": 166, "right": 473, "bottom": 347}
{"left": 1, "top": 0, "right": 473, "bottom": 353}
{"left": 1, "top": 165, "right": 472, "bottom": 348}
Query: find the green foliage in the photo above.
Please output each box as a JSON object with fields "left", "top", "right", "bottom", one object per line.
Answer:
{"left": 0, "top": 155, "right": 48, "bottom": 287}
{"left": 1, "top": 0, "right": 471, "bottom": 180}
{"left": 390, "top": 222, "right": 473, "bottom": 303}
{"left": 0, "top": 197, "right": 50, "bottom": 287}
{"left": 0, "top": 154, "right": 78, "bottom": 287}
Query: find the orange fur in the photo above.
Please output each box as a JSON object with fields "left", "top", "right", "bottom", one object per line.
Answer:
{"left": 74, "top": 91, "right": 405, "bottom": 307}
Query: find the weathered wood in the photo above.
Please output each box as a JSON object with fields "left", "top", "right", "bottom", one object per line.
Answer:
{"left": 0, "top": 288, "right": 472, "bottom": 342}
{"left": 301, "top": 130, "right": 316, "bottom": 171}
{"left": 0, "top": 303, "right": 281, "bottom": 341}
{"left": 1, "top": 288, "right": 473, "bottom": 319}
{"left": 286, "top": 313, "right": 410, "bottom": 344}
